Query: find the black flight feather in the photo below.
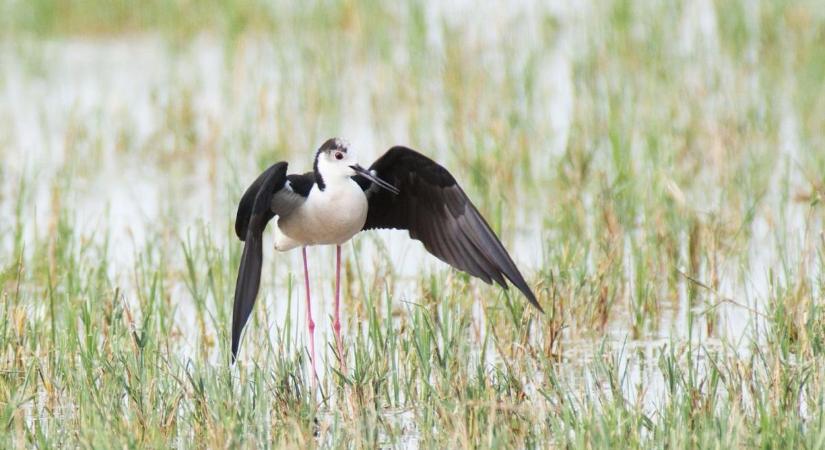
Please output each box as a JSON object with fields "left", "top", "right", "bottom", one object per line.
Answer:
{"left": 231, "top": 162, "right": 288, "bottom": 362}
{"left": 360, "top": 146, "right": 542, "bottom": 312}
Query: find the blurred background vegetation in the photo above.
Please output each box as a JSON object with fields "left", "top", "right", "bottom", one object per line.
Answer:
{"left": 1, "top": 0, "right": 825, "bottom": 447}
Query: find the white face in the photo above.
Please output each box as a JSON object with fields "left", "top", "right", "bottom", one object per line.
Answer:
{"left": 313, "top": 138, "right": 400, "bottom": 194}
{"left": 316, "top": 145, "right": 357, "bottom": 181}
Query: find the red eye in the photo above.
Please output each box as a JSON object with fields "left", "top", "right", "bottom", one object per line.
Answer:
{"left": 334, "top": 152, "right": 344, "bottom": 160}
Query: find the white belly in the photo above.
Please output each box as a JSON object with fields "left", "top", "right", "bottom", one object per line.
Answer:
{"left": 275, "top": 179, "right": 368, "bottom": 250}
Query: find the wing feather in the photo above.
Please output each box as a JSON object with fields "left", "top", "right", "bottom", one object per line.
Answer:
{"left": 231, "top": 161, "right": 289, "bottom": 362}
{"left": 361, "top": 146, "right": 542, "bottom": 312}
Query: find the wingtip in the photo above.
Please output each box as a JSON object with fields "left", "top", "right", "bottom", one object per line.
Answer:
{"left": 528, "top": 294, "right": 545, "bottom": 314}
{"left": 504, "top": 282, "right": 544, "bottom": 314}
{"left": 510, "top": 280, "right": 543, "bottom": 314}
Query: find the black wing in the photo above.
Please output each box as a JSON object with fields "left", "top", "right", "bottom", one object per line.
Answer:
{"left": 360, "top": 146, "right": 542, "bottom": 312}
{"left": 231, "top": 162, "right": 295, "bottom": 362}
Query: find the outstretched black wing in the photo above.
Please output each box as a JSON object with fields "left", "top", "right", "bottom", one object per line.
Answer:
{"left": 231, "top": 162, "right": 302, "bottom": 362}
{"left": 360, "top": 146, "right": 542, "bottom": 312}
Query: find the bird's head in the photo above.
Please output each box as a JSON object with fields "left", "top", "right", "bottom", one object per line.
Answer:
{"left": 314, "top": 137, "right": 356, "bottom": 182}
{"left": 314, "top": 138, "right": 399, "bottom": 194}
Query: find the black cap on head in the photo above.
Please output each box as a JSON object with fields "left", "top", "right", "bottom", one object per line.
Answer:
{"left": 318, "top": 137, "right": 348, "bottom": 153}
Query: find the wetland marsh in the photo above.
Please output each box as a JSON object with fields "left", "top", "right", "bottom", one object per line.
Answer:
{"left": 1, "top": 0, "right": 825, "bottom": 447}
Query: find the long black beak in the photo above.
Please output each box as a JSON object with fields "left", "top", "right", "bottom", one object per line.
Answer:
{"left": 351, "top": 164, "right": 400, "bottom": 195}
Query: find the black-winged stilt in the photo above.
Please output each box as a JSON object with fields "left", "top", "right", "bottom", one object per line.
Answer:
{"left": 231, "top": 138, "right": 542, "bottom": 379}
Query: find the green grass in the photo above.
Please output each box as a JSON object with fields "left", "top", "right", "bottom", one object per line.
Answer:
{"left": 2, "top": 0, "right": 825, "bottom": 448}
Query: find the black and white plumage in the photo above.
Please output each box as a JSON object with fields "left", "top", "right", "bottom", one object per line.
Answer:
{"left": 231, "top": 138, "right": 542, "bottom": 367}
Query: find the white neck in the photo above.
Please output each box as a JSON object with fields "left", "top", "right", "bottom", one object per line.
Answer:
{"left": 316, "top": 157, "right": 356, "bottom": 189}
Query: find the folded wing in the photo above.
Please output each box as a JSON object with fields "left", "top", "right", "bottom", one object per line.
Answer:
{"left": 232, "top": 162, "right": 295, "bottom": 362}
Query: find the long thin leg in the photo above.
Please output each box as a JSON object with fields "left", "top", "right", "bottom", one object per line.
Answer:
{"left": 334, "top": 244, "right": 347, "bottom": 374}
{"left": 303, "top": 247, "right": 318, "bottom": 389}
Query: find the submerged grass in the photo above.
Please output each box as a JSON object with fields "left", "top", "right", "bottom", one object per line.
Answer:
{"left": 2, "top": 0, "right": 825, "bottom": 448}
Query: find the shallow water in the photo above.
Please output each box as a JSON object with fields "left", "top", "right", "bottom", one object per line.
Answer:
{"left": 1, "top": 1, "right": 818, "bottom": 431}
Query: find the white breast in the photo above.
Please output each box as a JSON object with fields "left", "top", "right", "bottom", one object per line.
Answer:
{"left": 276, "top": 179, "right": 368, "bottom": 249}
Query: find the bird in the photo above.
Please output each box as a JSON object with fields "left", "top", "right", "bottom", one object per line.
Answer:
{"left": 231, "top": 138, "right": 542, "bottom": 379}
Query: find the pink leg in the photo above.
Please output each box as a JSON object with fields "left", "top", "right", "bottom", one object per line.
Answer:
{"left": 334, "top": 245, "right": 347, "bottom": 374}
{"left": 303, "top": 247, "right": 318, "bottom": 388}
